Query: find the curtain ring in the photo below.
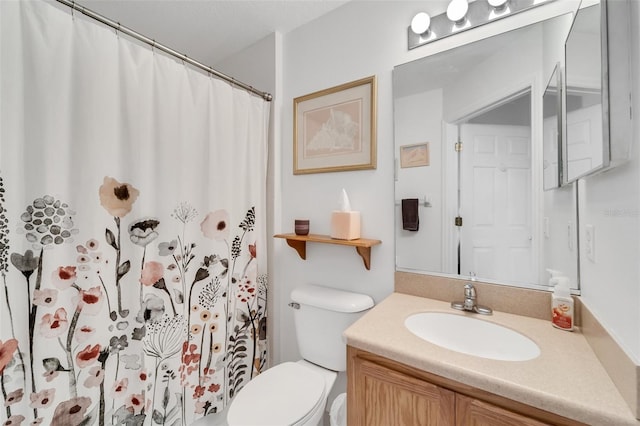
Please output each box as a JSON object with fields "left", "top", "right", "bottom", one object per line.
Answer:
{"left": 71, "top": 1, "right": 75, "bottom": 20}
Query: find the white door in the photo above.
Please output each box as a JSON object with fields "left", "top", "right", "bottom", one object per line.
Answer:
{"left": 459, "top": 124, "right": 534, "bottom": 284}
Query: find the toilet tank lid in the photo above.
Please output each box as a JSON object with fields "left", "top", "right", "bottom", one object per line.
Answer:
{"left": 291, "top": 284, "right": 374, "bottom": 313}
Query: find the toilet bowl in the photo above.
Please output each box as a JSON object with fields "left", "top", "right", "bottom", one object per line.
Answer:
{"left": 226, "top": 360, "right": 336, "bottom": 426}
{"left": 225, "top": 284, "right": 374, "bottom": 426}
{"left": 329, "top": 393, "right": 347, "bottom": 426}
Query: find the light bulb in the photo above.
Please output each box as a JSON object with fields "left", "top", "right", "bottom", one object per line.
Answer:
{"left": 447, "top": 0, "right": 469, "bottom": 24}
{"left": 488, "top": 0, "right": 508, "bottom": 9}
{"left": 410, "top": 12, "right": 431, "bottom": 35}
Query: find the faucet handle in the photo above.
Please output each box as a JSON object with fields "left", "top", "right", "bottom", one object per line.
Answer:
{"left": 464, "top": 283, "right": 476, "bottom": 299}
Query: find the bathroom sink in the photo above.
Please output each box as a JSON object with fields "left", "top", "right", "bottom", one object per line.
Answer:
{"left": 404, "top": 312, "right": 540, "bottom": 361}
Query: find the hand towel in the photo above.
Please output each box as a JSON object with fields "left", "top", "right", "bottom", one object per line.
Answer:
{"left": 402, "top": 198, "right": 419, "bottom": 231}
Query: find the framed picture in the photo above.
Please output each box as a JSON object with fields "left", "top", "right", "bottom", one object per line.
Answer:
{"left": 293, "top": 76, "right": 377, "bottom": 174}
{"left": 400, "top": 143, "right": 430, "bottom": 168}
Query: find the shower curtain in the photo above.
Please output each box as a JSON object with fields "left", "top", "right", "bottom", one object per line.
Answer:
{"left": 0, "top": 1, "right": 269, "bottom": 425}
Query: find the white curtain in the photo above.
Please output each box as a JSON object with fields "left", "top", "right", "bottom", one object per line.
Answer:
{"left": 0, "top": 1, "right": 270, "bottom": 425}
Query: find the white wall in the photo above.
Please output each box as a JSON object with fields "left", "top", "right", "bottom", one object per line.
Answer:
{"left": 577, "top": 0, "right": 640, "bottom": 361}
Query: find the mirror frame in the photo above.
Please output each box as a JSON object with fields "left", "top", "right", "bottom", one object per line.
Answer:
{"left": 543, "top": 63, "right": 563, "bottom": 190}
{"left": 393, "top": 12, "right": 579, "bottom": 292}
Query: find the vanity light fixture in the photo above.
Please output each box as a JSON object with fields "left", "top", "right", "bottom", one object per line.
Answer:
{"left": 408, "top": 0, "right": 555, "bottom": 50}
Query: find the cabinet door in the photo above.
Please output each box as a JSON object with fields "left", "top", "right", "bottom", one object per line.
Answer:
{"left": 456, "top": 394, "right": 551, "bottom": 426}
{"left": 351, "top": 358, "right": 455, "bottom": 426}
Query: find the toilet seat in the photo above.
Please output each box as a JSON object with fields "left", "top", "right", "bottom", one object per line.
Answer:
{"left": 227, "top": 361, "right": 327, "bottom": 426}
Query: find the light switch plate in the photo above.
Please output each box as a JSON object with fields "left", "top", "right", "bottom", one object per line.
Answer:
{"left": 567, "top": 220, "right": 574, "bottom": 250}
{"left": 544, "top": 217, "right": 549, "bottom": 238}
{"left": 585, "top": 224, "right": 595, "bottom": 262}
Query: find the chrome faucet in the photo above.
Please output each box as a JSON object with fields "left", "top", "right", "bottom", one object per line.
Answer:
{"left": 462, "top": 283, "right": 476, "bottom": 310}
{"left": 451, "top": 283, "right": 493, "bottom": 315}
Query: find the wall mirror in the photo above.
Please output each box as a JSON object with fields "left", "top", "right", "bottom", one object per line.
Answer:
{"left": 393, "top": 12, "right": 580, "bottom": 291}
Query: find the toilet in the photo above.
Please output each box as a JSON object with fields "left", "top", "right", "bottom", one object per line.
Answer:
{"left": 226, "top": 284, "right": 374, "bottom": 426}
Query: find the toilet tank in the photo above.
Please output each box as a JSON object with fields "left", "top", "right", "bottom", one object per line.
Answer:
{"left": 290, "top": 284, "right": 374, "bottom": 372}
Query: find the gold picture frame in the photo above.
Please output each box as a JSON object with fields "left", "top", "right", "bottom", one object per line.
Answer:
{"left": 400, "top": 143, "right": 430, "bottom": 168}
{"left": 293, "top": 76, "right": 377, "bottom": 174}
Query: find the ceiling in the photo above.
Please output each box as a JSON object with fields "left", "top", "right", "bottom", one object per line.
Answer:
{"left": 77, "top": 0, "right": 351, "bottom": 67}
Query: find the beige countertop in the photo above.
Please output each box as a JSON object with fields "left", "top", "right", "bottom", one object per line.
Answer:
{"left": 344, "top": 292, "right": 639, "bottom": 425}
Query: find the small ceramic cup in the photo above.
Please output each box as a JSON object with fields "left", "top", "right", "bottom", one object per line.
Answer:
{"left": 294, "top": 219, "right": 310, "bottom": 236}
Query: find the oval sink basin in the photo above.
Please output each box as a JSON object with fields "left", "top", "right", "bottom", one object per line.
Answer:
{"left": 404, "top": 312, "right": 540, "bottom": 361}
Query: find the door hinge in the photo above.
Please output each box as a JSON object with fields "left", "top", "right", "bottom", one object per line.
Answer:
{"left": 455, "top": 142, "right": 463, "bottom": 152}
{"left": 455, "top": 216, "right": 463, "bottom": 227}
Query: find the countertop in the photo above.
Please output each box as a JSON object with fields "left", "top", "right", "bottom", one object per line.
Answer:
{"left": 343, "top": 292, "right": 639, "bottom": 425}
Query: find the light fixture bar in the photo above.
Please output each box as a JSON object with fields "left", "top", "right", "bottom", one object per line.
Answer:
{"left": 408, "top": 0, "right": 556, "bottom": 50}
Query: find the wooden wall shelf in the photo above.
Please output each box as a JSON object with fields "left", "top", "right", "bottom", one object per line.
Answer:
{"left": 274, "top": 233, "right": 381, "bottom": 270}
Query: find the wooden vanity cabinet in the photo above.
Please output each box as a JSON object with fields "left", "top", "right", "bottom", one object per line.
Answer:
{"left": 349, "top": 354, "right": 455, "bottom": 425}
{"left": 455, "top": 394, "right": 549, "bottom": 426}
{"left": 347, "top": 347, "right": 585, "bottom": 426}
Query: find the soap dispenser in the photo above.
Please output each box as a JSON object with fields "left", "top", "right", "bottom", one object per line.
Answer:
{"left": 550, "top": 274, "right": 574, "bottom": 331}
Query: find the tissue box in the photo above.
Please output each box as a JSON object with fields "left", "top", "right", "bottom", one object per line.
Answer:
{"left": 330, "top": 211, "right": 361, "bottom": 240}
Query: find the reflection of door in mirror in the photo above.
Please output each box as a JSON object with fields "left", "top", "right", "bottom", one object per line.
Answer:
{"left": 456, "top": 93, "right": 533, "bottom": 285}
{"left": 564, "top": 3, "right": 605, "bottom": 182}
{"left": 460, "top": 124, "right": 533, "bottom": 283}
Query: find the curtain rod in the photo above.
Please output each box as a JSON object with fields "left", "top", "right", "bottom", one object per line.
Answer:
{"left": 55, "top": 0, "right": 273, "bottom": 102}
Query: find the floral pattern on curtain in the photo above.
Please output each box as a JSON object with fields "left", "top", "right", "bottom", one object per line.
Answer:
{"left": 0, "top": 1, "right": 269, "bottom": 425}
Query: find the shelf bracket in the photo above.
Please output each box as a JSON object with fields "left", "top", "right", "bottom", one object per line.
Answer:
{"left": 355, "top": 246, "right": 372, "bottom": 270}
{"left": 285, "top": 239, "right": 306, "bottom": 260}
